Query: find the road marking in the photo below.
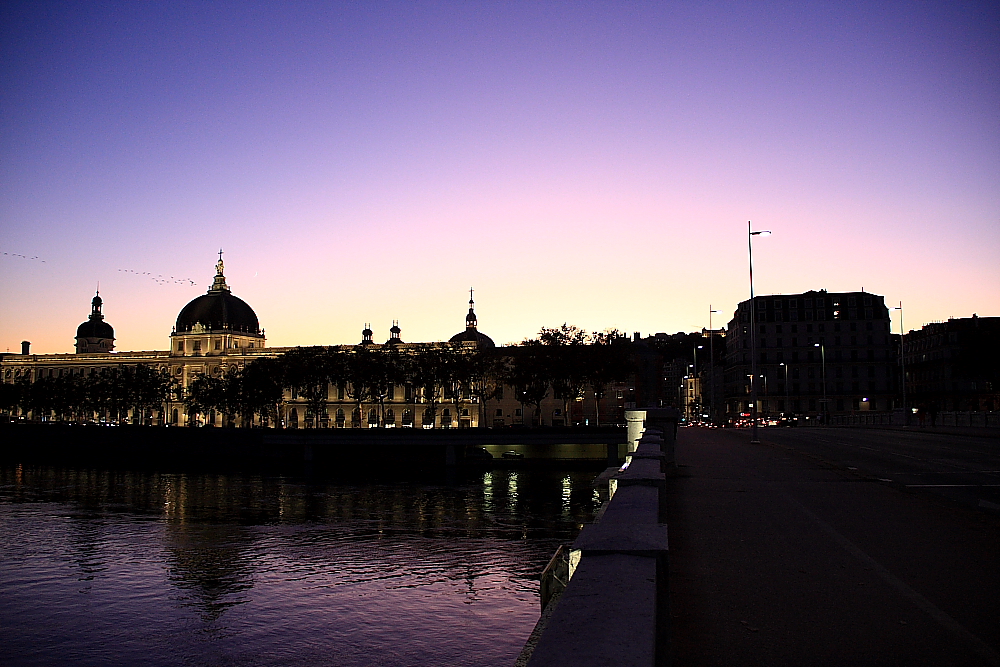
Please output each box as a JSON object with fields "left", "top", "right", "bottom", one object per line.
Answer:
{"left": 905, "top": 484, "right": 1000, "bottom": 488}
{"left": 785, "top": 494, "right": 1000, "bottom": 666}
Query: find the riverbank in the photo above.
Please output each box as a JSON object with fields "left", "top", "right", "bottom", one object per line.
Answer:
{"left": 0, "top": 423, "right": 626, "bottom": 473}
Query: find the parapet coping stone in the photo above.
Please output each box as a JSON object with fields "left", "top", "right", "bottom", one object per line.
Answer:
{"left": 524, "top": 553, "right": 657, "bottom": 667}
{"left": 573, "top": 522, "right": 669, "bottom": 556}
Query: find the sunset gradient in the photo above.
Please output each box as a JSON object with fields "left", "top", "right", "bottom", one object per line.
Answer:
{"left": 2, "top": 1, "right": 997, "bottom": 353}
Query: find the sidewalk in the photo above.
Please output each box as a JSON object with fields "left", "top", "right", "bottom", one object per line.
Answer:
{"left": 665, "top": 428, "right": 1000, "bottom": 666}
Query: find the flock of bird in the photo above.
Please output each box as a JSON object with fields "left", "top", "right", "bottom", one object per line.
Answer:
{"left": 3, "top": 251, "right": 197, "bottom": 287}
{"left": 117, "top": 268, "right": 198, "bottom": 286}
{"left": 2, "top": 252, "right": 44, "bottom": 262}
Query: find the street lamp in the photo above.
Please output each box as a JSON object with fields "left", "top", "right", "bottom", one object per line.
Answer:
{"left": 748, "top": 222, "right": 771, "bottom": 444}
{"left": 780, "top": 362, "right": 789, "bottom": 418}
{"left": 890, "top": 303, "right": 907, "bottom": 425}
{"left": 814, "top": 342, "right": 826, "bottom": 424}
{"left": 708, "top": 307, "right": 719, "bottom": 423}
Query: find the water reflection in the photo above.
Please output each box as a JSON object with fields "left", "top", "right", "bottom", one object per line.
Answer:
{"left": 0, "top": 464, "right": 599, "bottom": 667}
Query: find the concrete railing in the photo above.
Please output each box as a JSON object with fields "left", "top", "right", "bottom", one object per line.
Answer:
{"left": 520, "top": 425, "right": 672, "bottom": 667}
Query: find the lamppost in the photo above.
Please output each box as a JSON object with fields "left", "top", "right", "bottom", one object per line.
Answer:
{"left": 708, "top": 307, "right": 719, "bottom": 423}
{"left": 780, "top": 362, "right": 789, "bottom": 418}
{"left": 693, "top": 344, "right": 703, "bottom": 421}
{"left": 814, "top": 342, "right": 826, "bottom": 424}
{"left": 748, "top": 221, "right": 771, "bottom": 444}
{"left": 891, "top": 303, "right": 907, "bottom": 425}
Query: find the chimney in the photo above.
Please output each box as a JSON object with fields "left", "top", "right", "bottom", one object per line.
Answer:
{"left": 21, "top": 341, "right": 30, "bottom": 355}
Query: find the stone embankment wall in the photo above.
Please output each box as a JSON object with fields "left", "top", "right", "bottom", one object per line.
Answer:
{"left": 518, "top": 409, "right": 676, "bottom": 667}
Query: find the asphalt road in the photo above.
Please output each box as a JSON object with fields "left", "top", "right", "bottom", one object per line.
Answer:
{"left": 666, "top": 427, "right": 1000, "bottom": 667}
{"left": 759, "top": 426, "right": 1000, "bottom": 514}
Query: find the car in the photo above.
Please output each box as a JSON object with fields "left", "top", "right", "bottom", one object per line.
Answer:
{"left": 501, "top": 451, "right": 524, "bottom": 460}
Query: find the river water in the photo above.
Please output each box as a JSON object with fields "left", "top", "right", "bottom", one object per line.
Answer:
{"left": 0, "top": 464, "right": 600, "bottom": 667}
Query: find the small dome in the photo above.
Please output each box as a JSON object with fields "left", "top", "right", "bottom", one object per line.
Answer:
{"left": 77, "top": 318, "right": 114, "bottom": 340}
{"left": 449, "top": 328, "right": 495, "bottom": 348}
{"left": 450, "top": 292, "right": 493, "bottom": 348}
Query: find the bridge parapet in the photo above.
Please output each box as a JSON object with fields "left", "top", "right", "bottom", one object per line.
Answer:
{"left": 521, "top": 430, "right": 669, "bottom": 666}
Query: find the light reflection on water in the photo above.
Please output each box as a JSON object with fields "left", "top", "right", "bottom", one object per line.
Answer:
{"left": 0, "top": 465, "right": 598, "bottom": 667}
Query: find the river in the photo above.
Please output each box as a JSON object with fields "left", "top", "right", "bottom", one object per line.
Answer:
{"left": 0, "top": 464, "right": 600, "bottom": 666}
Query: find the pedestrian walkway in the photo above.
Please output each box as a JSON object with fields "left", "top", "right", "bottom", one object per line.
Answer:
{"left": 665, "top": 428, "right": 1000, "bottom": 667}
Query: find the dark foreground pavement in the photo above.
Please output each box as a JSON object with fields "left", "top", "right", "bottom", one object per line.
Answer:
{"left": 666, "top": 427, "right": 1000, "bottom": 667}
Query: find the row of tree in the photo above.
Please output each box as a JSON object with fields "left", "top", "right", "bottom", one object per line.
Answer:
{"left": 0, "top": 364, "right": 174, "bottom": 424}
{"left": 2, "top": 326, "right": 634, "bottom": 427}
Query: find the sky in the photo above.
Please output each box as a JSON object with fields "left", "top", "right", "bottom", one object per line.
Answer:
{"left": 2, "top": 1, "right": 997, "bottom": 354}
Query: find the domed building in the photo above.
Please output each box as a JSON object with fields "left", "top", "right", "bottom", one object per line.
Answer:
{"left": 170, "top": 253, "right": 265, "bottom": 356}
{"left": 75, "top": 292, "right": 115, "bottom": 353}
{"left": 448, "top": 291, "right": 495, "bottom": 349}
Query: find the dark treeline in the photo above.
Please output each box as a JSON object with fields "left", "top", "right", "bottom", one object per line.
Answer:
{"left": 0, "top": 364, "right": 174, "bottom": 425}
{"left": 1, "top": 325, "right": 633, "bottom": 427}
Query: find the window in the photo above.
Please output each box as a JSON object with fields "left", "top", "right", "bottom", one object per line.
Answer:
{"left": 849, "top": 296, "right": 857, "bottom": 306}
{"left": 193, "top": 340, "right": 202, "bottom": 351}
{"left": 495, "top": 408, "right": 503, "bottom": 416}
{"left": 214, "top": 339, "right": 221, "bottom": 350}
{"left": 804, "top": 298, "right": 813, "bottom": 308}
{"left": 177, "top": 341, "right": 184, "bottom": 352}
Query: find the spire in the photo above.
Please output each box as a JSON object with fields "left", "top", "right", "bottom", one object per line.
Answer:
{"left": 466, "top": 287, "right": 477, "bottom": 329}
{"left": 210, "top": 249, "right": 230, "bottom": 292}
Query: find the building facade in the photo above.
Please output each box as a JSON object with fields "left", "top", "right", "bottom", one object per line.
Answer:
{"left": 723, "top": 289, "right": 899, "bottom": 420}
{"left": 903, "top": 315, "right": 1000, "bottom": 412}
{"left": 2, "top": 257, "right": 627, "bottom": 428}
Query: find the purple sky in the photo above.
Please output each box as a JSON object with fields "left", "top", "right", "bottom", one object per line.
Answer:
{"left": 2, "top": 1, "right": 997, "bottom": 353}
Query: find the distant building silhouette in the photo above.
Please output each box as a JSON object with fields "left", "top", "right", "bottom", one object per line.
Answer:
{"left": 903, "top": 315, "right": 1000, "bottom": 412}
{"left": 723, "top": 289, "right": 899, "bottom": 420}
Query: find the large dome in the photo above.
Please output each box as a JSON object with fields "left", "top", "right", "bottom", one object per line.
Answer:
{"left": 174, "top": 254, "right": 261, "bottom": 334}
{"left": 175, "top": 291, "right": 260, "bottom": 334}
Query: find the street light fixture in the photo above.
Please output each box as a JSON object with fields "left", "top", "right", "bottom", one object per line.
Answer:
{"left": 780, "top": 362, "right": 789, "bottom": 419}
{"left": 748, "top": 222, "right": 771, "bottom": 444}
{"left": 890, "top": 303, "right": 907, "bottom": 425}
{"left": 708, "top": 307, "right": 719, "bottom": 424}
{"left": 814, "top": 342, "right": 826, "bottom": 424}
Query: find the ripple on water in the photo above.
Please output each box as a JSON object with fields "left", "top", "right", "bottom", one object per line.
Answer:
{"left": 0, "top": 467, "right": 598, "bottom": 667}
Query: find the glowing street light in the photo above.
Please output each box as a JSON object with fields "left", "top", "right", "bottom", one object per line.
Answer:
{"left": 748, "top": 222, "right": 771, "bottom": 444}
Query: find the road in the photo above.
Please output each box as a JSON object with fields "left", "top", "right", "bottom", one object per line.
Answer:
{"left": 759, "top": 426, "right": 1000, "bottom": 513}
{"left": 666, "top": 427, "right": 1000, "bottom": 667}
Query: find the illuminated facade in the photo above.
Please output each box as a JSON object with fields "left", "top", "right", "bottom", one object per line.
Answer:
{"left": 2, "top": 256, "right": 625, "bottom": 428}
